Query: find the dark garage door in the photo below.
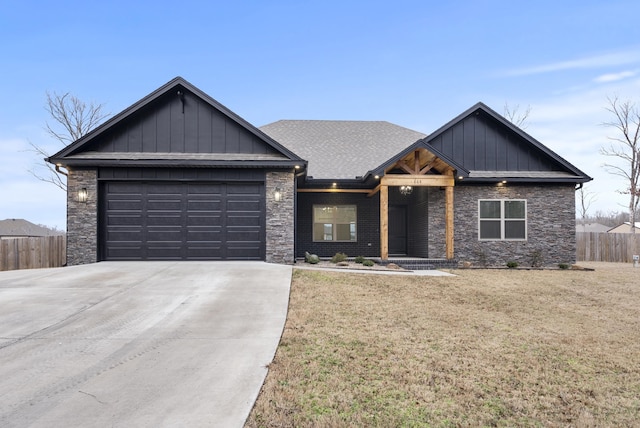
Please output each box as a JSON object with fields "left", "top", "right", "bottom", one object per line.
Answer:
{"left": 102, "top": 182, "right": 264, "bottom": 260}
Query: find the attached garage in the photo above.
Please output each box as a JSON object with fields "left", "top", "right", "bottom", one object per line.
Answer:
{"left": 48, "top": 77, "right": 304, "bottom": 266}
{"left": 101, "top": 181, "right": 265, "bottom": 261}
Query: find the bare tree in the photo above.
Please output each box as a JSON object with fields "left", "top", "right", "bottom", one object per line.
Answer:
{"left": 577, "top": 184, "right": 597, "bottom": 231}
{"left": 28, "top": 91, "right": 109, "bottom": 191}
{"left": 600, "top": 96, "right": 640, "bottom": 233}
{"left": 504, "top": 102, "right": 532, "bottom": 129}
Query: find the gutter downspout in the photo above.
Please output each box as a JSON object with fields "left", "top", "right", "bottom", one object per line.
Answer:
{"left": 55, "top": 164, "right": 69, "bottom": 177}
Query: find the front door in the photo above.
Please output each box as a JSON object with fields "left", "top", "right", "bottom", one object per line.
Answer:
{"left": 389, "top": 205, "right": 407, "bottom": 256}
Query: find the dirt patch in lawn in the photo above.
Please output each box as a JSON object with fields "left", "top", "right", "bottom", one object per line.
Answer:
{"left": 246, "top": 262, "right": 640, "bottom": 427}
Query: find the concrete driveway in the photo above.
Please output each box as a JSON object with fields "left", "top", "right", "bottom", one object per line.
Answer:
{"left": 0, "top": 261, "right": 292, "bottom": 428}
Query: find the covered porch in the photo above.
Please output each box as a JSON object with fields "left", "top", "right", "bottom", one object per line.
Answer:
{"left": 367, "top": 146, "right": 463, "bottom": 261}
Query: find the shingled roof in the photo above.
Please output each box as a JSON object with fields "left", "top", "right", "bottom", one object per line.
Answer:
{"left": 259, "top": 120, "right": 426, "bottom": 179}
{"left": 0, "top": 219, "right": 64, "bottom": 237}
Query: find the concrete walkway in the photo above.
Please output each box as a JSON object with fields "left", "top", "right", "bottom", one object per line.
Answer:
{"left": 0, "top": 261, "right": 291, "bottom": 428}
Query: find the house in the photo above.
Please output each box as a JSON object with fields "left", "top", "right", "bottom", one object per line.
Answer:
{"left": 48, "top": 77, "right": 592, "bottom": 267}
{"left": 575, "top": 222, "right": 610, "bottom": 233}
{"left": 608, "top": 222, "right": 640, "bottom": 233}
{"left": 0, "top": 219, "right": 64, "bottom": 239}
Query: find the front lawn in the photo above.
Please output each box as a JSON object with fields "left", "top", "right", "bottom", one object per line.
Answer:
{"left": 246, "top": 263, "right": 640, "bottom": 427}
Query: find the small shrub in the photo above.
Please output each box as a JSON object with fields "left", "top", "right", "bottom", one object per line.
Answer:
{"left": 529, "top": 249, "right": 544, "bottom": 267}
{"left": 506, "top": 261, "right": 518, "bottom": 269}
{"left": 331, "top": 252, "right": 348, "bottom": 263}
{"left": 558, "top": 263, "right": 570, "bottom": 270}
{"left": 354, "top": 255, "right": 366, "bottom": 264}
{"left": 362, "top": 259, "right": 375, "bottom": 267}
{"left": 474, "top": 249, "right": 488, "bottom": 268}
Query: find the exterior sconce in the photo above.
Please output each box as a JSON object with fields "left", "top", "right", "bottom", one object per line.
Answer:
{"left": 78, "top": 188, "right": 88, "bottom": 203}
{"left": 274, "top": 187, "right": 282, "bottom": 202}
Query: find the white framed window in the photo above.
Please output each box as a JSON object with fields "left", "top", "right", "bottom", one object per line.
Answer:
{"left": 313, "top": 205, "right": 357, "bottom": 242}
{"left": 478, "top": 200, "right": 527, "bottom": 240}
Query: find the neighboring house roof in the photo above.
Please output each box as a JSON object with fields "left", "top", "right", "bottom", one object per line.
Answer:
{"left": 607, "top": 222, "right": 640, "bottom": 233}
{"left": 259, "top": 120, "right": 426, "bottom": 180}
{"left": 0, "top": 219, "right": 64, "bottom": 237}
{"left": 47, "top": 77, "right": 305, "bottom": 170}
{"left": 576, "top": 222, "right": 610, "bottom": 233}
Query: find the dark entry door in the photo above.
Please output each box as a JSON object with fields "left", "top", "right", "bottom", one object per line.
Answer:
{"left": 389, "top": 205, "right": 407, "bottom": 256}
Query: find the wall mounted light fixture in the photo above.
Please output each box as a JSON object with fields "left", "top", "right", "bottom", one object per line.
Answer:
{"left": 78, "top": 188, "right": 88, "bottom": 203}
{"left": 274, "top": 187, "right": 282, "bottom": 202}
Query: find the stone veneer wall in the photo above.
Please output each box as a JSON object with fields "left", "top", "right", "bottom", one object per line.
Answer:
{"left": 67, "top": 168, "right": 98, "bottom": 265}
{"left": 427, "top": 187, "right": 447, "bottom": 258}
{"left": 265, "top": 171, "right": 295, "bottom": 264}
{"left": 454, "top": 184, "right": 577, "bottom": 266}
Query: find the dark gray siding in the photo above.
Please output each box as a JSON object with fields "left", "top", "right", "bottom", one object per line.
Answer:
{"left": 428, "top": 110, "right": 563, "bottom": 172}
{"left": 297, "top": 187, "right": 435, "bottom": 259}
{"left": 98, "top": 167, "right": 265, "bottom": 182}
{"left": 87, "top": 89, "right": 280, "bottom": 155}
{"left": 296, "top": 192, "right": 380, "bottom": 259}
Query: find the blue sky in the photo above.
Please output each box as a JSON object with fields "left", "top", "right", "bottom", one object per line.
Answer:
{"left": 1, "top": 0, "right": 639, "bottom": 229}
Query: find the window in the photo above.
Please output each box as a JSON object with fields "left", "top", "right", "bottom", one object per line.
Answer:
{"left": 479, "top": 200, "right": 526, "bottom": 240}
{"left": 313, "top": 205, "right": 357, "bottom": 242}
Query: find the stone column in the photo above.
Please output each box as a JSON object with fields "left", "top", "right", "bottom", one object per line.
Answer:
{"left": 265, "top": 171, "right": 295, "bottom": 264}
{"left": 66, "top": 168, "right": 98, "bottom": 265}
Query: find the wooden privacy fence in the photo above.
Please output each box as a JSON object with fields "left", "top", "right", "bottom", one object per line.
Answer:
{"left": 0, "top": 236, "right": 66, "bottom": 271}
{"left": 576, "top": 232, "right": 640, "bottom": 263}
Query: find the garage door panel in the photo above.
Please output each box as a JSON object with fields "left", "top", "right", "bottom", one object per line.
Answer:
{"left": 103, "top": 181, "right": 264, "bottom": 261}
{"left": 187, "top": 213, "right": 222, "bottom": 226}
{"left": 226, "top": 246, "right": 261, "bottom": 260}
{"left": 107, "top": 214, "right": 143, "bottom": 226}
{"left": 147, "top": 214, "right": 182, "bottom": 226}
{"left": 227, "top": 215, "right": 261, "bottom": 227}
{"left": 227, "top": 200, "right": 261, "bottom": 210}
{"left": 106, "top": 246, "right": 143, "bottom": 260}
{"left": 107, "top": 228, "right": 143, "bottom": 240}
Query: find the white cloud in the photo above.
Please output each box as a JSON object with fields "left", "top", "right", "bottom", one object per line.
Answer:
{"left": 594, "top": 70, "right": 637, "bottom": 83}
{"left": 502, "top": 49, "right": 640, "bottom": 77}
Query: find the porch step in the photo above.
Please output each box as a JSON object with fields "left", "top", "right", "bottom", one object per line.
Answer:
{"left": 379, "top": 259, "right": 458, "bottom": 270}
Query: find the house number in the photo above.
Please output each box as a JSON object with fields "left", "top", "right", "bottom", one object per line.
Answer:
{"left": 413, "top": 179, "right": 423, "bottom": 184}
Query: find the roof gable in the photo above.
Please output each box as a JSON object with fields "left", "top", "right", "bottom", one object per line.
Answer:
{"left": 425, "top": 102, "right": 591, "bottom": 182}
{"left": 48, "top": 77, "right": 303, "bottom": 167}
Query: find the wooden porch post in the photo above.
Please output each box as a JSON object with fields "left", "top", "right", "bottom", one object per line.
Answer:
{"left": 380, "top": 184, "right": 388, "bottom": 260}
{"left": 445, "top": 182, "right": 454, "bottom": 259}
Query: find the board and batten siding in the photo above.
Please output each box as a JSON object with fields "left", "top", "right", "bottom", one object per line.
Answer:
{"left": 428, "top": 110, "right": 561, "bottom": 172}
{"left": 89, "top": 89, "right": 279, "bottom": 155}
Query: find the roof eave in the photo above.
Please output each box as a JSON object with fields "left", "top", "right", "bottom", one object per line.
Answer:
{"left": 51, "top": 158, "right": 307, "bottom": 169}
{"left": 462, "top": 176, "right": 592, "bottom": 184}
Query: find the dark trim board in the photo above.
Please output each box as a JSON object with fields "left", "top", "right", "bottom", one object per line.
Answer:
{"left": 99, "top": 180, "right": 266, "bottom": 261}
